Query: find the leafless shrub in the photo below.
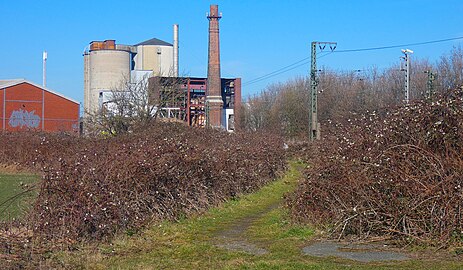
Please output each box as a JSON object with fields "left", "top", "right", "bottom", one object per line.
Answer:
{"left": 287, "top": 87, "right": 463, "bottom": 246}
{"left": 0, "top": 123, "right": 285, "bottom": 266}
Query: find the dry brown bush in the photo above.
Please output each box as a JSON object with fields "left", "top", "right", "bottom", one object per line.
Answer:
{"left": 0, "top": 123, "right": 285, "bottom": 266}
{"left": 287, "top": 87, "right": 463, "bottom": 246}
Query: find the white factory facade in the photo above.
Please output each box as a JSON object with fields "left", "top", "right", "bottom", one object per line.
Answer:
{"left": 83, "top": 26, "right": 179, "bottom": 115}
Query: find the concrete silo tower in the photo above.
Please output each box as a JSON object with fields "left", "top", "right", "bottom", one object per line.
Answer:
{"left": 83, "top": 40, "right": 133, "bottom": 115}
{"left": 83, "top": 37, "right": 175, "bottom": 116}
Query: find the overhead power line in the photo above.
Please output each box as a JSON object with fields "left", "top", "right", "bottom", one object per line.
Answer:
{"left": 243, "top": 57, "right": 310, "bottom": 86}
{"left": 243, "top": 36, "right": 463, "bottom": 87}
{"left": 243, "top": 52, "right": 332, "bottom": 86}
{"left": 334, "top": 36, "right": 463, "bottom": 53}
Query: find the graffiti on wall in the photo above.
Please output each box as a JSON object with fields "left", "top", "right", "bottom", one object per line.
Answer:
{"left": 8, "top": 109, "right": 41, "bottom": 129}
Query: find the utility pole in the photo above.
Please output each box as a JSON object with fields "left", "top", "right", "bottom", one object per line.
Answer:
{"left": 424, "top": 70, "right": 436, "bottom": 99}
{"left": 400, "top": 49, "right": 413, "bottom": 104}
{"left": 43, "top": 51, "right": 47, "bottom": 87}
{"left": 42, "top": 51, "right": 47, "bottom": 131}
{"left": 309, "top": 41, "right": 336, "bottom": 141}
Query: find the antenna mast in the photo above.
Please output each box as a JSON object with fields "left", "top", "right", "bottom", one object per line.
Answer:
{"left": 43, "top": 51, "right": 47, "bottom": 87}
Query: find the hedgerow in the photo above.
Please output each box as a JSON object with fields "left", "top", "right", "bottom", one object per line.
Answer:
{"left": 288, "top": 88, "right": 463, "bottom": 246}
{"left": 0, "top": 123, "right": 285, "bottom": 267}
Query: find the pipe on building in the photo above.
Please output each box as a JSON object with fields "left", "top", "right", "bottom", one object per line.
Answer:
{"left": 173, "top": 24, "right": 179, "bottom": 77}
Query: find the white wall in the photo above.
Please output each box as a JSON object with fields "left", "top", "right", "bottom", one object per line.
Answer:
{"left": 133, "top": 45, "right": 174, "bottom": 76}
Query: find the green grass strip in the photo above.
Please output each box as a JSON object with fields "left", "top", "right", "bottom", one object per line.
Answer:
{"left": 0, "top": 173, "right": 38, "bottom": 221}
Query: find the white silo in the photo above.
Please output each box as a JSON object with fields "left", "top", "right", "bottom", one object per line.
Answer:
{"left": 83, "top": 40, "right": 132, "bottom": 114}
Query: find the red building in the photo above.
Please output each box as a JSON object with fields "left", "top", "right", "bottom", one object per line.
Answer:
{"left": 0, "top": 79, "right": 79, "bottom": 133}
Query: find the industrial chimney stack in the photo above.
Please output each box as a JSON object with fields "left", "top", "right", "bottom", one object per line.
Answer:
{"left": 206, "top": 4, "right": 223, "bottom": 128}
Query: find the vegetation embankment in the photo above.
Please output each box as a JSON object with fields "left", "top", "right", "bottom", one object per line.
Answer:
{"left": 2, "top": 127, "right": 463, "bottom": 269}
{"left": 238, "top": 45, "right": 463, "bottom": 249}
{"left": 54, "top": 160, "right": 308, "bottom": 269}
{"left": 287, "top": 88, "right": 463, "bottom": 247}
{"left": 38, "top": 161, "right": 463, "bottom": 269}
{"left": 0, "top": 124, "right": 285, "bottom": 269}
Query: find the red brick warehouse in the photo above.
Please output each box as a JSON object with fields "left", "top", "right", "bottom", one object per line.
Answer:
{"left": 0, "top": 79, "right": 79, "bottom": 133}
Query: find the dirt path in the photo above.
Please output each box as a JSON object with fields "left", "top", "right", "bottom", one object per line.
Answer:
{"left": 213, "top": 202, "right": 279, "bottom": 255}
{"left": 213, "top": 197, "right": 409, "bottom": 262}
{"left": 212, "top": 162, "right": 410, "bottom": 263}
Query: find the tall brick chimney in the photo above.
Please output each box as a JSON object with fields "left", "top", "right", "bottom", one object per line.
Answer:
{"left": 206, "top": 4, "right": 223, "bottom": 128}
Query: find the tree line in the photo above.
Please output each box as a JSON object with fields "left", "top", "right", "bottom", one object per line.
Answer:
{"left": 240, "top": 46, "right": 463, "bottom": 139}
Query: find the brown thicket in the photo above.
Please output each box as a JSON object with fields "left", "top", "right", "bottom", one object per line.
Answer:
{"left": 0, "top": 123, "right": 285, "bottom": 267}
{"left": 287, "top": 87, "right": 463, "bottom": 246}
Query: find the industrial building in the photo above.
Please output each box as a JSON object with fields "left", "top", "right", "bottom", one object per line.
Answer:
{"left": 0, "top": 79, "right": 79, "bottom": 133}
{"left": 84, "top": 8, "right": 240, "bottom": 131}
{"left": 149, "top": 76, "right": 241, "bottom": 131}
{"left": 83, "top": 35, "right": 176, "bottom": 115}
{"left": 148, "top": 5, "right": 241, "bottom": 131}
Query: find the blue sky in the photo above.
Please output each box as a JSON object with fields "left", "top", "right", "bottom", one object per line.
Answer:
{"left": 1, "top": 0, "right": 462, "bottom": 104}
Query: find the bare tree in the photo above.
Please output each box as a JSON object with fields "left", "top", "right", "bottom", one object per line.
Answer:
{"left": 438, "top": 45, "right": 463, "bottom": 91}
{"left": 274, "top": 78, "right": 310, "bottom": 138}
{"left": 241, "top": 46, "right": 463, "bottom": 139}
{"left": 84, "top": 73, "right": 185, "bottom": 136}
{"left": 241, "top": 90, "right": 277, "bottom": 132}
{"left": 241, "top": 78, "right": 309, "bottom": 138}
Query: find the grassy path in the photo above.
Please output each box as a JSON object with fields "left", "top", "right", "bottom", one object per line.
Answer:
{"left": 58, "top": 161, "right": 463, "bottom": 270}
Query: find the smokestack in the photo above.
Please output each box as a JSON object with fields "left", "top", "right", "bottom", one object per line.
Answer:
{"left": 173, "top": 24, "right": 179, "bottom": 77}
{"left": 206, "top": 4, "right": 223, "bottom": 128}
{"left": 42, "top": 51, "right": 47, "bottom": 87}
